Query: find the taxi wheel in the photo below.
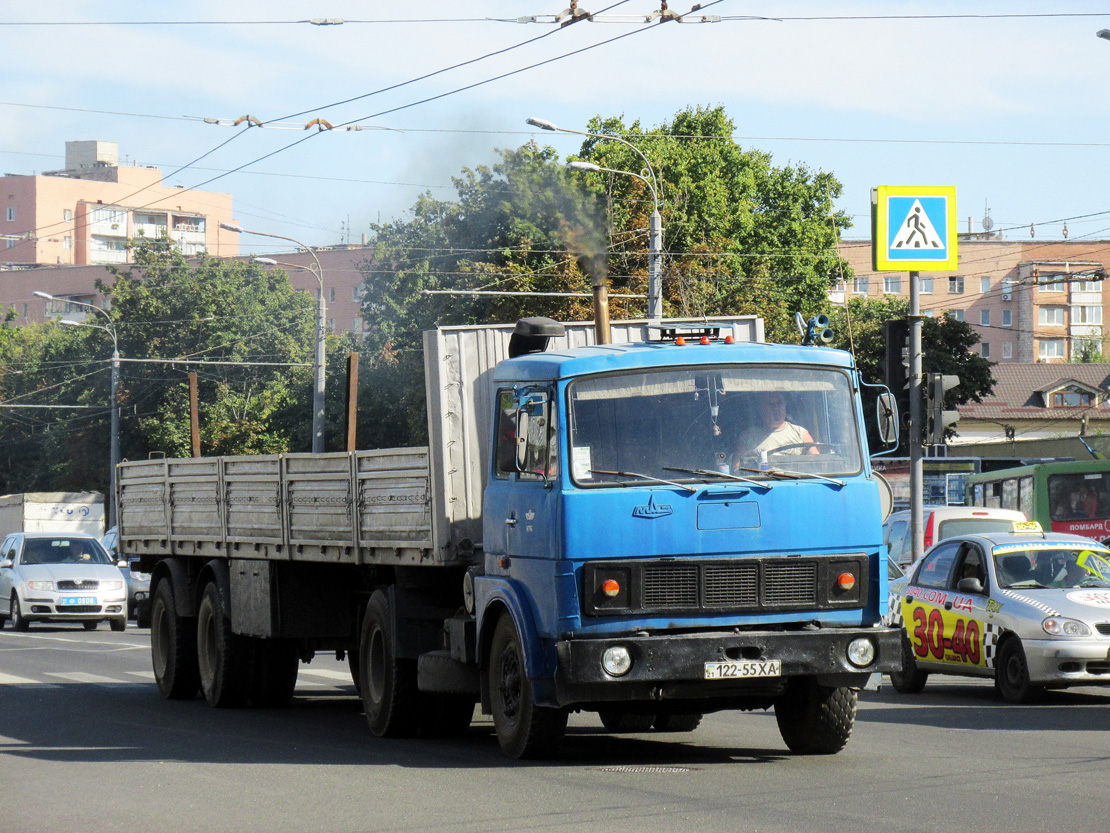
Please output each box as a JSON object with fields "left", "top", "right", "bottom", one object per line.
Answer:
{"left": 994, "top": 639, "right": 1044, "bottom": 704}
{"left": 889, "top": 635, "right": 928, "bottom": 694}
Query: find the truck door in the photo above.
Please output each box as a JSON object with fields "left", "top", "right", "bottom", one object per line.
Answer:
{"left": 484, "top": 387, "right": 560, "bottom": 563}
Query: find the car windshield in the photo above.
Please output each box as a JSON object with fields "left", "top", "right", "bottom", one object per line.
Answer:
{"left": 567, "top": 365, "right": 863, "bottom": 486}
{"left": 937, "top": 518, "right": 1020, "bottom": 539}
{"left": 20, "top": 538, "right": 113, "bottom": 566}
{"left": 992, "top": 546, "right": 1110, "bottom": 589}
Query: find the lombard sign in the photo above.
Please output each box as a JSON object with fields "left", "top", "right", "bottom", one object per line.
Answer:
{"left": 871, "top": 185, "right": 958, "bottom": 271}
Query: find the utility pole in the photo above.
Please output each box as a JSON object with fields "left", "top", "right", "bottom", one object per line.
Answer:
{"left": 909, "top": 271, "right": 924, "bottom": 564}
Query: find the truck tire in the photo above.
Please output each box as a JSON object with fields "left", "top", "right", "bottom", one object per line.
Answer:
{"left": 889, "top": 634, "right": 928, "bottom": 694}
{"left": 488, "top": 614, "right": 567, "bottom": 759}
{"left": 653, "top": 713, "right": 703, "bottom": 733}
{"left": 150, "top": 579, "right": 200, "bottom": 700}
{"left": 994, "top": 638, "right": 1044, "bottom": 704}
{"left": 250, "top": 638, "right": 299, "bottom": 707}
{"left": 11, "top": 595, "right": 29, "bottom": 632}
{"left": 774, "top": 680, "right": 856, "bottom": 755}
{"left": 599, "top": 711, "right": 656, "bottom": 733}
{"left": 358, "top": 589, "right": 419, "bottom": 737}
{"left": 196, "top": 582, "right": 252, "bottom": 708}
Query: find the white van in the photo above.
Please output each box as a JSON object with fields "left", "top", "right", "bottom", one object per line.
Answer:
{"left": 883, "top": 505, "right": 1027, "bottom": 567}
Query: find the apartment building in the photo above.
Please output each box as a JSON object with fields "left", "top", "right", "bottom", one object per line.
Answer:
{"left": 1, "top": 140, "right": 237, "bottom": 268}
{"left": 834, "top": 238, "right": 1110, "bottom": 364}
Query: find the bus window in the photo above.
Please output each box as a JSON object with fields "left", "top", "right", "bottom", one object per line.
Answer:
{"left": 1049, "top": 472, "right": 1107, "bottom": 521}
{"left": 1019, "top": 476, "right": 1033, "bottom": 516}
{"left": 1002, "top": 478, "right": 1018, "bottom": 511}
{"left": 972, "top": 484, "right": 984, "bottom": 506}
{"left": 986, "top": 482, "right": 1002, "bottom": 509}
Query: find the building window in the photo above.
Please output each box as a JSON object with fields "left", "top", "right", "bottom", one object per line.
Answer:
{"left": 947, "top": 309, "right": 964, "bottom": 322}
{"left": 981, "top": 309, "right": 991, "bottom": 326}
{"left": 1040, "top": 274, "right": 1066, "bottom": 292}
{"left": 853, "top": 276, "right": 869, "bottom": 294}
{"left": 1039, "top": 307, "right": 1066, "bottom": 326}
{"left": 5, "top": 238, "right": 14, "bottom": 249}
{"left": 21, "top": 303, "right": 28, "bottom": 319}
{"left": 981, "top": 343, "right": 991, "bottom": 359}
{"left": 1075, "top": 305, "right": 1103, "bottom": 325}
{"left": 883, "top": 275, "right": 901, "bottom": 294}
{"left": 925, "top": 310, "right": 935, "bottom": 318}
{"left": 1039, "top": 339, "right": 1066, "bottom": 359}
{"left": 1051, "top": 387, "right": 1093, "bottom": 407}
{"left": 1075, "top": 279, "right": 1100, "bottom": 292}
{"left": 1002, "top": 342, "right": 1013, "bottom": 359}
{"left": 1002, "top": 309, "right": 1012, "bottom": 327}
{"left": 351, "top": 318, "right": 363, "bottom": 333}
{"left": 920, "top": 277, "right": 933, "bottom": 294}
{"left": 5, "top": 208, "right": 14, "bottom": 222}
{"left": 949, "top": 276, "right": 964, "bottom": 294}
{"left": 980, "top": 277, "right": 991, "bottom": 294}
{"left": 328, "top": 287, "right": 336, "bottom": 303}
{"left": 63, "top": 236, "right": 72, "bottom": 250}
{"left": 63, "top": 209, "right": 73, "bottom": 222}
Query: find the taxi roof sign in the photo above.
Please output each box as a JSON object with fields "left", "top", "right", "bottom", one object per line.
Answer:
{"left": 871, "top": 185, "right": 958, "bottom": 271}
{"left": 1010, "top": 520, "right": 1043, "bottom": 533}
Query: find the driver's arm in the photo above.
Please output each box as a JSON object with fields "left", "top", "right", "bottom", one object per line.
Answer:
{"left": 800, "top": 427, "right": 820, "bottom": 455}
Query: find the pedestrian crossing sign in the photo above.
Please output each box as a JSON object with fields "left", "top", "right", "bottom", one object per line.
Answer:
{"left": 871, "top": 185, "right": 958, "bottom": 271}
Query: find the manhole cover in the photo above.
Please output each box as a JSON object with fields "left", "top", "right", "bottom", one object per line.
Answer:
{"left": 596, "top": 765, "right": 692, "bottom": 773}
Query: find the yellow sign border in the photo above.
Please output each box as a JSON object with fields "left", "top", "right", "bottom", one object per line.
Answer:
{"left": 872, "top": 185, "right": 958, "bottom": 272}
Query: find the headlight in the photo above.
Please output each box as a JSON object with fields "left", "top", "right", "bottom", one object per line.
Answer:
{"left": 846, "top": 637, "right": 876, "bottom": 667}
{"left": 27, "top": 580, "right": 54, "bottom": 591}
{"left": 133, "top": 572, "right": 151, "bottom": 581}
{"left": 101, "top": 580, "right": 124, "bottom": 591}
{"left": 601, "top": 645, "right": 633, "bottom": 676}
{"left": 1042, "top": 617, "right": 1091, "bottom": 637}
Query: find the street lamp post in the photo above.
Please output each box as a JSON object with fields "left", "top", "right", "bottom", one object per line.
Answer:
{"left": 221, "top": 223, "right": 326, "bottom": 454}
{"left": 33, "top": 291, "right": 120, "bottom": 529}
{"left": 528, "top": 117, "right": 664, "bottom": 320}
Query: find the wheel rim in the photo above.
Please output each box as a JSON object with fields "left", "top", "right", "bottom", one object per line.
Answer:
{"left": 151, "top": 598, "right": 169, "bottom": 678}
{"left": 1003, "top": 650, "right": 1024, "bottom": 690}
{"left": 497, "top": 643, "right": 522, "bottom": 721}
{"left": 366, "top": 623, "right": 386, "bottom": 705}
{"left": 197, "top": 599, "right": 216, "bottom": 690}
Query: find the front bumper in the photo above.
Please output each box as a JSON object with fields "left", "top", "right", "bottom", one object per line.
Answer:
{"left": 1023, "top": 638, "right": 1110, "bottom": 686}
{"left": 553, "top": 626, "right": 901, "bottom": 706}
{"left": 23, "top": 593, "right": 127, "bottom": 621}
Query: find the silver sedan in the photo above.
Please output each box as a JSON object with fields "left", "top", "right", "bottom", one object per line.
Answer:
{"left": 886, "top": 527, "right": 1110, "bottom": 702}
{"left": 0, "top": 532, "right": 127, "bottom": 631}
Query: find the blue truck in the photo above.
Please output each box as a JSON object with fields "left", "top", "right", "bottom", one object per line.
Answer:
{"left": 117, "top": 316, "right": 900, "bottom": 758}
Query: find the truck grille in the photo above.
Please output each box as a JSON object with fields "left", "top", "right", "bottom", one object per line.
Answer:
{"left": 57, "top": 580, "right": 99, "bottom": 591}
{"left": 585, "top": 554, "right": 867, "bottom": 617}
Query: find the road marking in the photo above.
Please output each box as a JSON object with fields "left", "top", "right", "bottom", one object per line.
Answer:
{"left": 46, "top": 672, "right": 125, "bottom": 684}
{"left": 0, "top": 632, "right": 147, "bottom": 649}
{"left": 126, "top": 670, "right": 157, "bottom": 680}
{"left": 298, "top": 668, "right": 353, "bottom": 681}
{"left": 0, "top": 672, "right": 43, "bottom": 684}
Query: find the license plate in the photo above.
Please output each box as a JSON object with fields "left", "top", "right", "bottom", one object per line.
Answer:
{"left": 58, "top": 597, "right": 96, "bottom": 606}
{"left": 704, "top": 660, "right": 781, "bottom": 680}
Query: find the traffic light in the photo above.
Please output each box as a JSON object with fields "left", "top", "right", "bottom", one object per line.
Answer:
{"left": 881, "top": 318, "right": 910, "bottom": 426}
{"left": 926, "top": 373, "right": 960, "bottom": 445}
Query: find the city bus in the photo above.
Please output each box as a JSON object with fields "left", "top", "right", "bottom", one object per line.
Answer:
{"left": 965, "top": 459, "right": 1110, "bottom": 544}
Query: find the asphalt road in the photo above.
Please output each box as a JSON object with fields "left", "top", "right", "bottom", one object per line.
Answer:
{"left": 1, "top": 624, "right": 1108, "bottom": 833}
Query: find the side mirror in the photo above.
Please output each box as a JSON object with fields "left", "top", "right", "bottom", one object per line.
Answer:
{"left": 0, "top": 558, "right": 12, "bottom": 569}
{"left": 956, "top": 577, "right": 984, "bottom": 594}
{"left": 117, "top": 559, "right": 130, "bottom": 570}
{"left": 514, "top": 410, "right": 530, "bottom": 471}
{"left": 876, "top": 391, "right": 899, "bottom": 446}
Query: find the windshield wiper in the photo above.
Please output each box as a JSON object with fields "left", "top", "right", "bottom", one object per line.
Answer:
{"left": 589, "top": 469, "right": 697, "bottom": 493}
{"left": 735, "top": 466, "right": 845, "bottom": 488}
{"left": 663, "top": 466, "right": 773, "bottom": 490}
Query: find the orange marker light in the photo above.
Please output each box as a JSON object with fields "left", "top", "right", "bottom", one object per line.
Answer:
{"left": 700, "top": 336, "right": 710, "bottom": 345}
{"left": 601, "top": 579, "right": 621, "bottom": 597}
{"left": 724, "top": 335, "right": 734, "bottom": 344}
{"left": 675, "top": 336, "right": 686, "bottom": 346}
{"left": 836, "top": 572, "right": 856, "bottom": 591}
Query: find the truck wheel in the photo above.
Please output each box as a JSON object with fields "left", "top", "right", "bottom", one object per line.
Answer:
{"left": 774, "top": 680, "right": 856, "bottom": 755}
{"left": 488, "top": 614, "right": 567, "bottom": 759}
{"left": 11, "top": 595, "right": 29, "bottom": 632}
{"left": 196, "top": 582, "right": 252, "bottom": 708}
{"left": 250, "top": 639, "right": 299, "bottom": 707}
{"left": 358, "top": 589, "right": 419, "bottom": 737}
{"left": 994, "top": 638, "right": 1044, "bottom": 704}
{"left": 653, "top": 713, "right": 703, "bottom": 732}
{"left": 150, "top": 579, "right": 200, "bottom": 700}
{"left": 889, "top": 635, "right": 928, "bottom": 694}
{"left": 598, "top": 711, "right": 656, "bottom": 733}
{"left": 136, "top": 602, "right": 151, "bottom": 630}
{"left": 110, "top": 617, "right": 126, "bottom": 632}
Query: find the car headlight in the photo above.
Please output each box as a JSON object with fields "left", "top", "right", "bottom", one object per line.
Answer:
{"left": 27, "top": 580, "right": 54, "bottom": 591}
{"left": 1042, "top": 617, "right": 1092, "bottom": 637}
{"left": 601, "top": 645, "right": 633, "bottom": 676}
{"left": 100, "top": 580, "right": 125, "bottom": 591}
{"left": 133, "top": 572, "right": 151, "bottom": 581}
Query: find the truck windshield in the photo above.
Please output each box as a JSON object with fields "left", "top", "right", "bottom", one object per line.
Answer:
{"left": 567, "top": 365, "right": 863, "bottom": 486}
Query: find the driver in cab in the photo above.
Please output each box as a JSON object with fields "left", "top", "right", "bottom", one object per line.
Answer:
{"left": 731, "top": 392, "right": 818, "bottom": 472}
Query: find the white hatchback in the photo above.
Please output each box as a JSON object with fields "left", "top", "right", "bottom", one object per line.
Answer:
{"left": 0, "top": 532, "right": 127, "bottom": 631}
{"left": 884, "top": 505, "right": 1027, "bottom": 568}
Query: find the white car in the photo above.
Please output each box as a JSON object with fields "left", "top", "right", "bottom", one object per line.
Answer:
{"left": 0, "top": 532, "right": 127, "bottom": 631}
{"left": 884, "top": 505, "right": 1027, "bottom": 567}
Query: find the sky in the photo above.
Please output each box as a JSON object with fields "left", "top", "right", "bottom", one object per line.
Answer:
{"left": 4, "top": 1, "right": 1110, "bottom": 258}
